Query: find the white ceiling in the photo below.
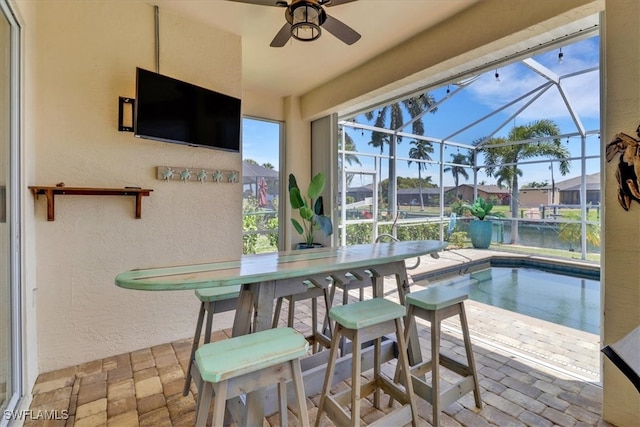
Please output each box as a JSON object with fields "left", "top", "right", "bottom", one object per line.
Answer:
{"left": 152, "top": 0, "right": 479, "bottom": 97}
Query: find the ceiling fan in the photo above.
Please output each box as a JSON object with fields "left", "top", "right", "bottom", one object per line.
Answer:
{"left": 230, "top": 0, "right": 361, "bottom": 47}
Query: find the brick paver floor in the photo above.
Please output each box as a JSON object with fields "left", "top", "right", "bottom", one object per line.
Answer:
{"left": 25, "top": 250, "right": 611, "bottom": 426}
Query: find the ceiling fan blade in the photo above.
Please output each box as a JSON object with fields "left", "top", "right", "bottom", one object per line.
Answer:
{"left": 270, "top": 23, "right": 292, "bottom": 47}
{"left": 321, "top": 0, "right": 358, "bottom": 7}
{"left": 227, "top": 0, "right": 286, "bottom": 7}
{"left": 322, "top": 15, "right": 361, "bottom": 45}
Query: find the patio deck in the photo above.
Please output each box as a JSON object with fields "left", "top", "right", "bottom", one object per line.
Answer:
{"left": 25, "top": 249, "right": 610, "bottom": 426}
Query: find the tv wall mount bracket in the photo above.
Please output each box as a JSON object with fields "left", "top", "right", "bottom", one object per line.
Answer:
{"left": 118, "top": 96, "right": 135, "bottom": 132}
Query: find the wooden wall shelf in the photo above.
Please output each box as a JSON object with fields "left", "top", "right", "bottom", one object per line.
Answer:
{"left": 29, "top": 186, "right": 153, "bottom": 221}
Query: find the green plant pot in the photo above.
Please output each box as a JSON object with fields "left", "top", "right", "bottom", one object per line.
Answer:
{"left": 469, "top": 220, "right": 492, "bottom": 249}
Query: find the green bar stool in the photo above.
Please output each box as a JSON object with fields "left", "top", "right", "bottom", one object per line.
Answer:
{"left": 272, "top": 278, "right": 333, "bottom": 353}
{"left": 398, "top": 286, "right": 482, "bottom": 426}
{"left": 327, "top": 271, "right": 377, "bottom": 355}
{"left": 329, "top": 270, "right": 373, "bottom": 307}
{"left": 183, "top": 285, "right": 241, "bottom": 396}
{"left": 315, "top": 298, "right": 418, "bottom": 427}
{"left": 195, "top": 327, "right": 310, "bottom": 427}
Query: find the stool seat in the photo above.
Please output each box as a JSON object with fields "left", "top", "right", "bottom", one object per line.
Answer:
{"left": 196, "top": 327, "right": 309, "bottom": 384}
{"left": 329, "top": 297, "right": 406, "bottom": 329}
{"left": 195, "top": 285, "right": 241, "bottom": 302}
{"left": 195, "top": 327, "right": 310, "bottom": 427}
{"left": 405, "top": 286, "right": 468, "bottom": 311}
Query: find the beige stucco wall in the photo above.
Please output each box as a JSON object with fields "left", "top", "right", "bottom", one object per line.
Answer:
{"left": 18, "top": 0, "right": 252, "bottom": 372}
{"left": 602, "top": 1, "right": 640, "bottom": 425}
{"left": 519, "top": 188, "right": 554, "bottom": 208}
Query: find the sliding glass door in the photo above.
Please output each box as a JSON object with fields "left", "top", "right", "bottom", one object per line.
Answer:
{"left": 0, "top": 0, "right": 20, "bottom": 419}
{"left": 241, "top": 117, "right": 284, "bottom": 253}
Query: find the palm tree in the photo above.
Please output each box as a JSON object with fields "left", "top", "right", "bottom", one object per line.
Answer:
{"left": 495, "top": 165, "right": 521, "bottom": 191}
{"left": 364, "top": 93, "right": 437, "bottom": 208}
{"left": 479, "top": 119, "right": 570, "bottom": 244}
{"left": 443, "top": 152, "right": 470, "bottom": 197}
{"left": 407, "top": 140, "right": 434, "bottom": 210}
{"left": 558, "top": 213, "right": 600, "bottom": 251}
{"left": 339, "top": 128, "right": 362, "bottom": 187}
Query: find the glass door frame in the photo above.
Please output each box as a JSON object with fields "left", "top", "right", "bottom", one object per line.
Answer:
{"left": 0, "top": 0, "right": 21, "bottom": 421}
{"left": 241, "top": 116, "right": 285, "bottom": 252}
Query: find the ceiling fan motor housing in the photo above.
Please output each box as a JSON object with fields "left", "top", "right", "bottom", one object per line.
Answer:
{"left": 286, "top": 0, "right": 327, "bottom": 41}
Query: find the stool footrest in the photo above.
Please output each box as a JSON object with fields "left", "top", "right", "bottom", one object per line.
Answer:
{"left": 379, "top": 376, "right": 411, "bottom": 405}
{"left": 410, "top": 374, "right": 477, "bottom": 408}
{"left": 323, "top": 397, "right": 353, "bottom": 427}
{"left": 327, "top": 375, "right": 412, "bottom": 410}
{"left": 367, "top": 406, "right": 413, "bottom": 427}
{"left": 330, "top": 379, "right": 378, "bottom": 406}
{"left": 412, "top": 354, "right": 474, "bottom": 378}
{"left": 323, "top": 381, "right": 414, "bottom": 427}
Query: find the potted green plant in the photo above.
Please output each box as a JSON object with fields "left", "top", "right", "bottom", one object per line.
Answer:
{"left": 463, "top": 196, "right": 495, "bottom": 249}
{"left": 289, "top": 172, "right": 333, "bottom": 249}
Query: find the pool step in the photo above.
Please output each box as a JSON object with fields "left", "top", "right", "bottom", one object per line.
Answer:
{"left": 421, "top": 274, "right": 479, "bottom": 293}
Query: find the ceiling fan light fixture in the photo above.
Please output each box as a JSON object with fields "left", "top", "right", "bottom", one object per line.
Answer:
{"left": 289, "top": 2, "right": 324, "bottom": 42}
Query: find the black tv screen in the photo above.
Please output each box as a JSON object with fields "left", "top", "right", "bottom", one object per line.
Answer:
{"left": 134, "top": 68, "right": 241, "bottom": 152}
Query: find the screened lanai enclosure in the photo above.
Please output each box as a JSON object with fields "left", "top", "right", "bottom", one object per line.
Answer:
{"left": 337, "top": 27, "right": 601, "bottom": 261}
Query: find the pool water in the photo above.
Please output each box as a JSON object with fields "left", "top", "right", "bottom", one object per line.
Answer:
{"left": 424, "top": 267, "right": 600, "bottom": 334}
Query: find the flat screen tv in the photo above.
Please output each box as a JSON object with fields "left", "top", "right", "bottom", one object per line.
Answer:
{"left": 134, "top": 67, "right": 241, "bottom": 152}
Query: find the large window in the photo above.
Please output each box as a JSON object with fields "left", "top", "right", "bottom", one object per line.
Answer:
{"left": 338, "top": 31, "right": 601, "bottom": 261}
{"left": 241, "top": 117, "right": 283, "bottom": 254}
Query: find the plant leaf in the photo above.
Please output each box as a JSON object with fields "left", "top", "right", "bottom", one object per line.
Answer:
{"left": 314, "top": 214, "right": 333, "bottom": 236}
{"left": 308, "top": 173, "right": 326, "bottom": 200}
{"left": 300, "top": 206, "right": 314, "bottom": 221}
{"left": 288, "top": 173, "right": 299, "bottom": 192}
{"left": 485, "top": 201, "right": 493, "bottom": 214}
{"left": 314, "top": 196, "right": 324, "bottom": 215}
{"left": 290, "top": 218, "right": 303, "bottom": 235}
{"left": 289, "top": 187, "right": 304, "bottom": 209}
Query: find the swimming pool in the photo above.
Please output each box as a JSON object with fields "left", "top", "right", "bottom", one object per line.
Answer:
{"left": 414, "top": 263, "right": 600, "bottom": 335}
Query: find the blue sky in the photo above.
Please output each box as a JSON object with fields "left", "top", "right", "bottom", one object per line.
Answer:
{"left": 242, "top": 117, "right": 281, "bottom": 169}
{"left": 244, "top": 35, "right": 601, "bottom": 189}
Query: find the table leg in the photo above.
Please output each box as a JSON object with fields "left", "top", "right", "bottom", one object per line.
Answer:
{"left": 251, "top": 280, "right": 277, "bottom": 332}
{"left": 371, "top": 270, "right": 384, "bottom": 298}
{"left": 394, "top": 261, "right": 423, "bottom": 366}
{"left": 226, "top": 281, "right": 278, "bottom": 426}
{"left": 232, "top": 284, "right": 255, "bottom": 337}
